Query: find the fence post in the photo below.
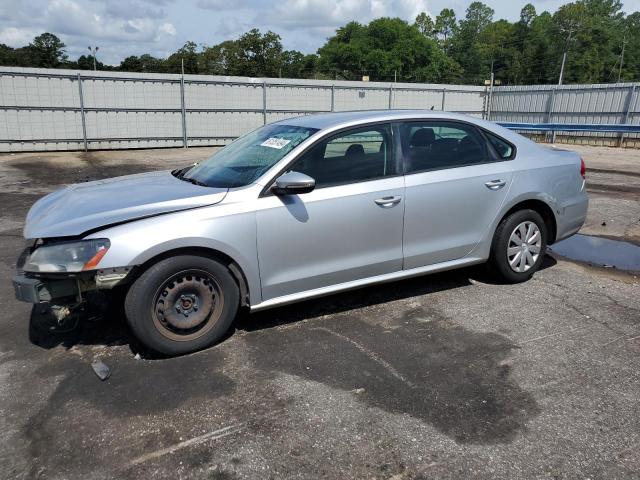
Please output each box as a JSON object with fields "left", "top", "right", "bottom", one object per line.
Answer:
{"left": 546, "top": 87, "right": 557, "bottom": 143}
{"left": 619, "top": 84, "right": 636, "bottom": 147}
{"left": 76, "top": 73, "right": 88, "bottom": 152}
{"left": 262, "top": 81, "right": 267, "bottom": 125}
{"left": 388, "top": 84, "right": 393, "bottom": 109}
{"left": 441, "top": 88, "right": 446, "bottom": 111}
{"left": 482, "top": 85, "right": 488, "bottom": 119}
{"left": 331, "top": 84, "right": 335, "bottom": 112}
{"left": 180, "top": 74, "right": 188, "bottom": 148}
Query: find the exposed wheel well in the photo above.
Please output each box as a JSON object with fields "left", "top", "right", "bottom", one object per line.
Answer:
{"left": 129, "top": 247, "right": 250, "bottom": 306}
{"left": 502, "top": 200, "right": 557, "bottom": 244}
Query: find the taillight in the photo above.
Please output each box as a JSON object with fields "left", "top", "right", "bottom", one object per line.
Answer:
{"left": 580, "top": 158, "right": 586, "bottom": 179}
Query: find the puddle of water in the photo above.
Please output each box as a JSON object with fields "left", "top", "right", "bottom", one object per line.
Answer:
{"left": 549, "top": 234, "right": 640, "bottom": 272}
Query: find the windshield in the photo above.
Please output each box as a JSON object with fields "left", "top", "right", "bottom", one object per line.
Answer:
{"left": 182, "top": 124, "right": 318, "bottom": 188}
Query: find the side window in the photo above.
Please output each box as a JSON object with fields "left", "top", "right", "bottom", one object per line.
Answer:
{"left": 401, "top": 121, "right": 489, "bottom": 173}
{"left": 485, "top": 131, "right": 514, "bottom": 159}
{"left": 291, "top": 124, "right": 395, "bottom": 188}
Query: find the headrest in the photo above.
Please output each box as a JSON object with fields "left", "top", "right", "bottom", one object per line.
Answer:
{"left": 345, "top": 144, "right": 365, "bottom": 157}
{"left": 410, "top": 128, "right": 435, "bottom": 147}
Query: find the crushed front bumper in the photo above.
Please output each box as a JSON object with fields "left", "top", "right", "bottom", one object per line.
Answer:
{"left": 13, "top": 274, "right": 79, "bottom": 303}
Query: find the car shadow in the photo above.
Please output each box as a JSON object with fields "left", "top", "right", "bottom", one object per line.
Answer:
{"left": 28, "top": 255, "right": 557, "bottom": 357}
{"left": 26, "top": 258, "right": 545, "bottom": 446}
{"left": 238, "top": 255, "right": 557, "bottom": 332}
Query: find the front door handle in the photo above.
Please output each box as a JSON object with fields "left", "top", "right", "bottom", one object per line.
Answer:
{"left": 374, "top": 196, "right": 402, "bottom": 207}
{"left": 485, "top": 179, "right": 506, "bottom": 190}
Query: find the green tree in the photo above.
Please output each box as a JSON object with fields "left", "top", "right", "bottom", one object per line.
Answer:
{"left": 28, "top": 33, "right": 67, "bottom": 67}
{"left": 199, "top": 40, "right": 238, "bottom": 75}
{"left": 415, "top": 12, "right": 436, "bottom": 39}
{"left": 281, "top": 51, "right": 318, "bottom": 78}
{"left": 450, "top": 2, "right": 495, "bottom": 83}
{"left": 621, "top": 12, "right": 640, "bottom": 81}
{"left": 67, "top": 54, "right": 106, "bottom": 70}
{"left": 519, "top": 3, "right": 537, "bottom": 27}
{"left": 165, "top": 41, "right": 199, "bottom": 74}
{"left": 233, "top": 29, "right": 284, "bottom": 77}
{"left": 0, "top": 43, "right": 17, "bottom": 66}
{"left": 435, "top": 8, "right": 458, "bottom": 44}
{"left": 318, "top": 17, "right": 460, "bottom": 83}
{"left": 119, "top": 54, "right": 165, "bottom": 73}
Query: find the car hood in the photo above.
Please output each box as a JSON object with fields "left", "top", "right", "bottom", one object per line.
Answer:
{"left": 24, "top": 170, "right": 228, "bottom": 239}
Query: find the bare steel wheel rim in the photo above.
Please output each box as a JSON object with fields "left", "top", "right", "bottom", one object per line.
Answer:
{"left": 152, "top": 269, "right": 224, "bottom": 342}
{"left": 507, "top": 221, "right": 542, "bottom": 273}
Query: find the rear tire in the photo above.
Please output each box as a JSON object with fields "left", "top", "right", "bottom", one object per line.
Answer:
{"left": 489, "top": 209, "right": 547, "bottom": 283}
{"left": 124, "top": 255, "right": 239, "bottom": 355}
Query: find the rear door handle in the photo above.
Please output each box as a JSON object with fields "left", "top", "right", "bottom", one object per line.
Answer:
{"left": 374, "top": 196, "right": 402, "bottom": 207}
{"left": 485, "top": 179, "right": 506, "bottom": 190}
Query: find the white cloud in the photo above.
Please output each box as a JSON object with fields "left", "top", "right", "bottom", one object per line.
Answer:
{"left": 0, "top": 0, "right": 180, "bottom": 64}
{"left": 197, "top": 0, "right": 248, "bottom": 10}
{"left": 1, "top": 0, "right": 583, "bottom": 67}
{"left": 0, "top": 26, "right": 39, "bottom": 45}
{"left": 262, "top": 0, "right": 430, "bottom": 29}
{"left": 158, "top": 22, "right": 177, "bottom": 36}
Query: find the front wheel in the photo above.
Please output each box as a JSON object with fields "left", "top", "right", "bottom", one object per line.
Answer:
{"left": 489, "top": 209, "right": 548, "bottom": 283}
{"left": 124, "top": 255, "right": 239, "bottom": 355}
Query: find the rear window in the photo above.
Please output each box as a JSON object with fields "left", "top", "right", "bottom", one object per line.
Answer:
{"left": 400, "top": 121, "right": 489, "bottom": 173}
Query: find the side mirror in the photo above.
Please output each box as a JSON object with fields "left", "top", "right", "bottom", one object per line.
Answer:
{"left": 272, "top": 171, "right": 316, "bottom": 195}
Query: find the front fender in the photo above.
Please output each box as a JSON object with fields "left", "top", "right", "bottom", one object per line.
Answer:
{"left": 85, "top": 206, "right": 262, "bottom": 305}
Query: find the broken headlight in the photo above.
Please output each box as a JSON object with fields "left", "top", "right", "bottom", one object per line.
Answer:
{"left": 23, "top": 239, "right": 110, "bottom": 273}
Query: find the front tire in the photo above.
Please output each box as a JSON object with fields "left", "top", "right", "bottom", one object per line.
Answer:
{"left": 124, "top": 255, "right": 239, "bottom": 355}
{"left": 489, "top": 209, "right": 547, "bottom": 283}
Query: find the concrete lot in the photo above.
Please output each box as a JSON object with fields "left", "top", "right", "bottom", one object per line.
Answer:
{"left": 0, "top": 144, "right": 638, "bottom": 479}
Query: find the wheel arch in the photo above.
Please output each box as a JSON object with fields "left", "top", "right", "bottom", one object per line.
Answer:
{"left": 500, "top": 198, "right": 558, "bottom": 244}
{"left": 129, "top": 245, "right": 253, "bottom": 307}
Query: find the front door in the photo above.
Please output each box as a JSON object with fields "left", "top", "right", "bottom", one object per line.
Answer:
{"left": 256, "top": 123, "right": 405, "bottom": 301}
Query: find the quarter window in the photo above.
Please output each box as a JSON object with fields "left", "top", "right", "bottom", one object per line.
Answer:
{"left": 400, "top": 121, "right": 489, "bottom": 173}
{"left": 290, "top": 124, "right": 396, "bottom": 188}
{"left": 485, "top": 131, "right": 514, "bottom": 159}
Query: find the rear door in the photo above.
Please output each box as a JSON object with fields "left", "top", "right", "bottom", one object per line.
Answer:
{"left": 255, "top": 123, "right": 405, "bottom": 301}
{"left": 400, "top": 120, "right": 515, "bottom": 269}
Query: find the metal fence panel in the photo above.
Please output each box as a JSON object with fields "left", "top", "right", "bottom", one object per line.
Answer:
{"left": 0, "top": 67, "right": 488, "bottom": 152}
{"left": 491, "top": 83, "right": 640, "bottom": 145}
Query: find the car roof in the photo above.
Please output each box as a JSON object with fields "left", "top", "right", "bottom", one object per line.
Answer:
{"left": 275, "top": 110, "right": 484, "bottom": 131}
{"left": 274, "top": 109, "right": 533, "bottom": 148}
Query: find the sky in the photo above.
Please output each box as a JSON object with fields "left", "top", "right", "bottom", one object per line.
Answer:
{"left": 1, "top": 0, "right": 639, "bottom": 65}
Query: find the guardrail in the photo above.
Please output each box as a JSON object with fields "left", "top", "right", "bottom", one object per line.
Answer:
{"left": 497, "top": 122, "right": 640, "bottom": 133}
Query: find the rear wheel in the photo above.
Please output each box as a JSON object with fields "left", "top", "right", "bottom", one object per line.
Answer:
{"left": 489, "top": 209, "right": 547, "bottom": 283}
{"left": 124, "top": 255, "right": 239, "bottom": 355}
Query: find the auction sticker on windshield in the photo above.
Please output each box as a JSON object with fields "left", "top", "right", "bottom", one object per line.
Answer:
{"left": 261, "top": 137, "right": 291, "bottom": 149}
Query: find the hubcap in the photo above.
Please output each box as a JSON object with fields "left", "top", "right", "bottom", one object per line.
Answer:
{"left": 507, "top": 221, "right": 542, "bottom": 273}
{"left": 152, "top": 270, "right": 224, "bottom": 342}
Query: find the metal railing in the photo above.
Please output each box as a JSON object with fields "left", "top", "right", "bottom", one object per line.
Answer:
{"left": 490, "top": 83, "right": 640, "bottom": 145}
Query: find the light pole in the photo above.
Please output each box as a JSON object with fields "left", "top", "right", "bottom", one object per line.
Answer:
{"left": 87, "top": 46, "right": 99, "bottom": 71}
{"left": 618, "top": 34, "right": 628, "bottom": 83}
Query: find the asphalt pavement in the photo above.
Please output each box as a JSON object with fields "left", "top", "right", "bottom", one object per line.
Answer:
{"left": 0, "top": 145, "right": 638, "bottom": 480}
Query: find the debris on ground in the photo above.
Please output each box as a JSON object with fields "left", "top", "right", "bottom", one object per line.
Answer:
{"left": 91, "top": 360, "right": 111, "bottom": 381}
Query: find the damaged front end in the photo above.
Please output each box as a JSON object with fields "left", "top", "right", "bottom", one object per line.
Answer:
{"left": 13, "top": 238, "right": 133, "bottom": 321}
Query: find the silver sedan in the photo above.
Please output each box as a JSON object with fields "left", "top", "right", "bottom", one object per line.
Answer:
{"left": 13, "top": 110, "right": 588, "bottom": 355}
